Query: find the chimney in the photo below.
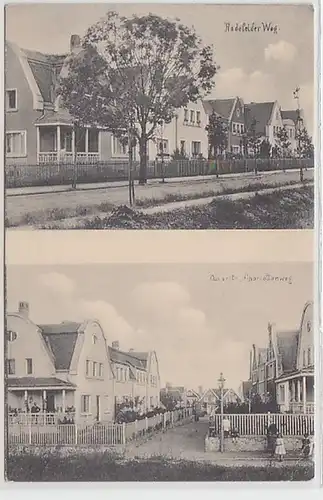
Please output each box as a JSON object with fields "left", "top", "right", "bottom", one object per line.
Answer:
{"left": 112, "top": 340, "right": 120, "bottom": 350}
{"left": 70, "top": 34, "right": 81, "bottom": 54}
{"left": 18, "top": 301, "right": 29, "bottom": 318}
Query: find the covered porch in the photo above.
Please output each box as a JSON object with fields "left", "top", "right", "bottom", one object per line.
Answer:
{"left": 276, "top": 371, "right": 314, "bottom": 414}
{"left": 35, "top": 111, "right": 101, "bottom": 165}
{"left": 8, "top": 377, "right": 76, "bottom": 424}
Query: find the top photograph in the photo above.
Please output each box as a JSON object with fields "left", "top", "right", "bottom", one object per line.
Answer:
{"left": 5, "top": 3, "right": 315, "bottom": 230}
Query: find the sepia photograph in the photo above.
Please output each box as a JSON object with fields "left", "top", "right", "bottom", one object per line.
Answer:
{"left": 4, "top": 3, "right": 315, "bottom": 230}
{"left": 4, "top": 261, "right": 315, "bottom": 481}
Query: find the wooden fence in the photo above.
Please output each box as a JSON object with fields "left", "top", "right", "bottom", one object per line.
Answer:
{"left": 8, "top": 408, "right": 193, "bottom": 447}
{"left": 212, "top": 413, "right": 314, "bottom": 436}
{"left": 5, "top": 158, "right": 314, "bottom": 188}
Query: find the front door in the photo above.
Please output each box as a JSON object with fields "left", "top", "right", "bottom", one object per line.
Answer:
{"left": 96, "top": 395, "right": 100, "bottom": 422}
{"left": 47, "top": 393, "right": 55, "bottom": 412}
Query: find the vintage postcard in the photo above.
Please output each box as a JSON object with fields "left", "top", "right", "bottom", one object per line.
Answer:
{"left": 3, "top": 231, "right": 316, "bottom": 482}
{"left": 4, "top": 2, "right": 315, "bottom": 230}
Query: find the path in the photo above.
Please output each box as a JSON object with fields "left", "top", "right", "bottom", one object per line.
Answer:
{"left": 125, "top": 418, "right": 310, "bottom": 466}
{"left": 6, "top": 169, "right": 313, "bottom": 226}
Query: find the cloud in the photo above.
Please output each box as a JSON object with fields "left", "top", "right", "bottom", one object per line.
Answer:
{"left": 38, "top": 272, "right": 75, "bottom": 297}
{"left": 264, "top": 40, "right": 297, "bottom": 63}
{"left": 216, "top": 67, "right": 273, "bottom": 103}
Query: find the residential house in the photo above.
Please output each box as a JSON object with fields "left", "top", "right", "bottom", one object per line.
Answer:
{"left": 6, "top": 301, "right": 115, "bottom": 423}
{"left": 203, "top": 97, "right": 245, "bottom": 156}
{"left": 160, "top": 384, "right": 187, "bottom": 407}
{"left": 6, "top": 301, "right": 161, "bottom": 423}
{"left": 198, "top": 387, "right": 241, "bottom": 414}
{"left": 5, "top": 36, "right": 130, "bottom": 166}
{"left": 244, "top": 101, "right": 284, "bottom": 151}
{"left": 109, "top": 342, "right": 160, "bottom": 414}
{"left": 248, "top": 301, "right": 314, "bottom": 414}
{"left": 186, "top": 389, "right": 200, "bottom": 407}
{"left": 281, "top": 109, "right": 305, "bottom": 153}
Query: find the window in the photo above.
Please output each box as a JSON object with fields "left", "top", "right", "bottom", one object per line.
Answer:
{"left": 307, "top": 347, "right": 311, "bottom": 366}
{"left": 6, "top": 131, "right": 27, "bottom": 157}
{"left": 232, "top": 123, "right": 237, "bottom": 134}
{"left": 303, "top": 349, "right": 306, "bottom": 367}
{"left": 26, "top": 358, "right": 33, "bottom": 375}
{"left": 190, "top": 110, "right": 195, "bottom": 123}
{"left": 86, "top": 360, "right": 90, "bottom": 376}
{"left": 7, "top": 330, "right": 17, "bottom": 342}
{"left": 112, "top": 135, "right": 127, "bottom": 156}
{"left": 180, "top": 140, "right": 186, "bottom": 154}
{"left": 92, "top": 334, "right": 97, "bottom": 344}
{"left": 191, "top": 141, "right": 201, "bottom": 156}
{"left": 81, "top": 395, "right": 90, "bottom": 413}
{"left": 184, "top": 109, "right": 188, "bottom": 122}
{"left": 157, "top": 139, "right": 169, "bottom": 155}
{"left": 7, "top": 359, "right": 15, "bottom": 375}
{"left": 280, "top": 385, "right": 285, "bottom": 402}
{"left": 196, "top": 111, "right": 201, "bottom": 124}
{"left": 93, "top": 361, "right": 97, "bottom": 377}
{"left": 150, "top": 396, "right": 153, "bottom": 407}
{"left": 99, "top": 363, "right": 103, "bottom": 377}
{"left": 241, "top": 124, "right": 245, "bottom": 134}
{"left": 88, "top": 129, "right": 99, "bottom": 153}
{"left": 307, "top": 321, "right": 311, "bottom": 332}
{"left": 116, "top": 367, "right": 120, "bottom": 381}
{"left": 6, "top": 89, "right": 17, "bottom": 111}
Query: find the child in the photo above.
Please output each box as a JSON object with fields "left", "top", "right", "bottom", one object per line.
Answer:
{"left": 301, "top": 433, "right": 313, "bottom": 458}
{"left": 231, "top": 427, "right": 239, "bottom": 444}
{"left": 275, "top": 433, "right": 286, "bottom": 462}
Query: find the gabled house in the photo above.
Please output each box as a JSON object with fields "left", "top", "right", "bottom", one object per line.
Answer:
{"left": 203, "top": 97, "right": 245, "bottom": 156}
{"left": 245, "top": 101, "right": 284, "bottom": 150}
{"left": 248, "top": 301, "right": 314, "bottom": 414}
{"left": 281, "top": 109, "right": 305, "bottom": 153}
{"left": 109, "top": 342, "right": 160, "bottom": 413}
{"left": 198, "top": 387, "right": 241, "bottom": 414}
{"left": 6, "top": 301, "right": 115, "bottom": 423}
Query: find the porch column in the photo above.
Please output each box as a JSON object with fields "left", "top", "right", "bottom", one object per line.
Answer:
{"left": 297, "top": 379, "right": 301, "bottom": 402}
{"left": 57, "top": 125, "right": 61, "bottom": 162}
{"left": 72, "top": 128, "right": 75, "bottom": 160}
{"left": 62, "top": 389, "right": 66, "bottom": 412}
{"left": 85, "top": 128, "right": 89, "bottom": 157}
{"left": 302, "top": 376, "right": 307, "bottom": 413}
{"left": 24, "top": 390, "right": 28, "bottom": 411}
{"left": 43, "top": 390, "right": 47, "bottom": 412}
{"left": 36, "top": 126, "right": 40, "bottom": 164}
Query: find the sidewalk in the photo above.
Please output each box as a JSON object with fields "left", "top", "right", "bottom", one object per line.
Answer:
{"left": 6, "top": 168, "right": 302, "bottom": 197}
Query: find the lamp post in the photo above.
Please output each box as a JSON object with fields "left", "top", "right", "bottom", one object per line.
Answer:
{"left": 218, "top": 372, "right": 226, "bottom": 453}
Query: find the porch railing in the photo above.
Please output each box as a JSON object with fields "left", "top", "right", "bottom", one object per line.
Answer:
{"left": 8, "top": 408, "right": 193, "bottom": 447}
{"left": 38, "top": 152, "right": 100, "bottom": 164}
{"left": 211, "top": 413, "right": 314, "bottom": 436}
{"left": 8, "top": 412, "right": 76, "bottom": 426}
{"left": 290, "top": 402, "right": 315, "bottom": 414}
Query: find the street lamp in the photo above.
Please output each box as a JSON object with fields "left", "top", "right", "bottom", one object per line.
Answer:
{"left": 218, "top": 372, "right": 226, "bottom": 453}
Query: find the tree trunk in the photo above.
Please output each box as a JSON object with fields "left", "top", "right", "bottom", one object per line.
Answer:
{"left": 139, "top": 135, "right": 148, "bottom": 185}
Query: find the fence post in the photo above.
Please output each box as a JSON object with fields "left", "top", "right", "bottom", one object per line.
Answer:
{"left": 135, "top": 419, "right": 138, "bottom": 437}
{"left": 145, "top": 417, "right": 148, "bottom": 431}
{"left": 75, "top": 423, "right": 78, "bottom": 445}
{"left": 122, "top": 422, "right": 126, "bottom": 445}
{"left": 28, "top": 418, "right": 32, "bottom": 445}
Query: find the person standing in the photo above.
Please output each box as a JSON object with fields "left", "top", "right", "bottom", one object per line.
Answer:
{"left": 222, "top": 417, "right": 231, "bottom": 438}
{"left": 275, "top": 433, "right": 286, "bottom": 462}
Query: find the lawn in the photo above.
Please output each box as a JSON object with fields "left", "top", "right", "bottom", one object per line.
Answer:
{"left": 6, "top": 451, "right": 314, "bottom": 482}
{"left": 53, "top": 185, "right": 314, "bottom": 230}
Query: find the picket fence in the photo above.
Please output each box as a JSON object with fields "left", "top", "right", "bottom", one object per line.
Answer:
{"left": 5, "top": 157, "right": 314, "bottom": 188}
{"left": 212, "top": 413, "right": 314, "bottom": 436}
{"left": 8, "top": 408, "right": 193, "bottom": 447}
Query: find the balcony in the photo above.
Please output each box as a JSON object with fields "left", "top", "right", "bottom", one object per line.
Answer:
{"left": 290, "top": 402, "right": 314, "bottom": 414}
{"left": 9, "top": 411, "right": 76, "bottom": 425}
{"left": 38, "top": 152, "right": 100, "bottom": 165}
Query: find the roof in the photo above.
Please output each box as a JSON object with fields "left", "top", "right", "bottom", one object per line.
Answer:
{"left": 281, "top": 110, "right": 299, "bottom": 125}
{"left": 38, "top": 322, "right": 81, "bottom": 370}
{"left": 108, "top": 346, "right": 148, "bottom": 370}
{"left": 276, "top": 329, "right": 299, "bottom": 372}
{"left": 8, "top": 377, "right": 76, "bottom": 388}
{"left": 203, "top": 98, "right": 235, "bottom": 120}
{"left": 245, "top": 102, "right": 275, "bottom": 135}
{"left": 35, "top": 109, "right": 73, "bottom": 125}
{"left": 22, "top": 48, "right": 66, "bottom": 103}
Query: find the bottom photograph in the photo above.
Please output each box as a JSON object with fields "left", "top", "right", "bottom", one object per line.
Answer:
{"left": 5, "top": 261, "right": 314, "bottom": 482}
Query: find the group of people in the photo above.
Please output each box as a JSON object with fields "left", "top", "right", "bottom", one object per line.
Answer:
{"left": 266, "top": 420, "right": 314, "bottom": 462}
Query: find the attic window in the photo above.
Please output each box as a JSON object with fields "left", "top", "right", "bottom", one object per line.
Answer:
{"left": 92, "top": 334, "right": 97, "bottom": 344}
{"left": 8, "top": 330, "right": 17, "bottom": 342}
{"left": 6, "top": 89, "right": 17, "bottom": 111}
{"left": 306, "top": 321, "right": 311, "bottom": 333}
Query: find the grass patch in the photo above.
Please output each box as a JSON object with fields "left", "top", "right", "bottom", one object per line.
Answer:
{"left": 6, "top": 452, "right": 314, "bottom": 482}
{"left": 64, "top": 185, "right": 314, "bottom": 230}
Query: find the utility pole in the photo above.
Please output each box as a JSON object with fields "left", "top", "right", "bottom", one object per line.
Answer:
{"left": 293, "top": 87, "right": 302, "bottom": 158}
{"left": 218, "top": 372, "right": 226, "bottom": 453}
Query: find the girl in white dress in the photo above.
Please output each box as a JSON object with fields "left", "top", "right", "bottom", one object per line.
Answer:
{"left": 275, "top": 432, "right": 286, "bottom": 462}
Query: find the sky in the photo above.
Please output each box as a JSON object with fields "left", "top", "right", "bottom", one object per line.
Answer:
{"left": 6, "top": 262, "right": 313, "bottom": 393}
{"left": 5, "top": 3, "right": 314, "bottom": 135}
